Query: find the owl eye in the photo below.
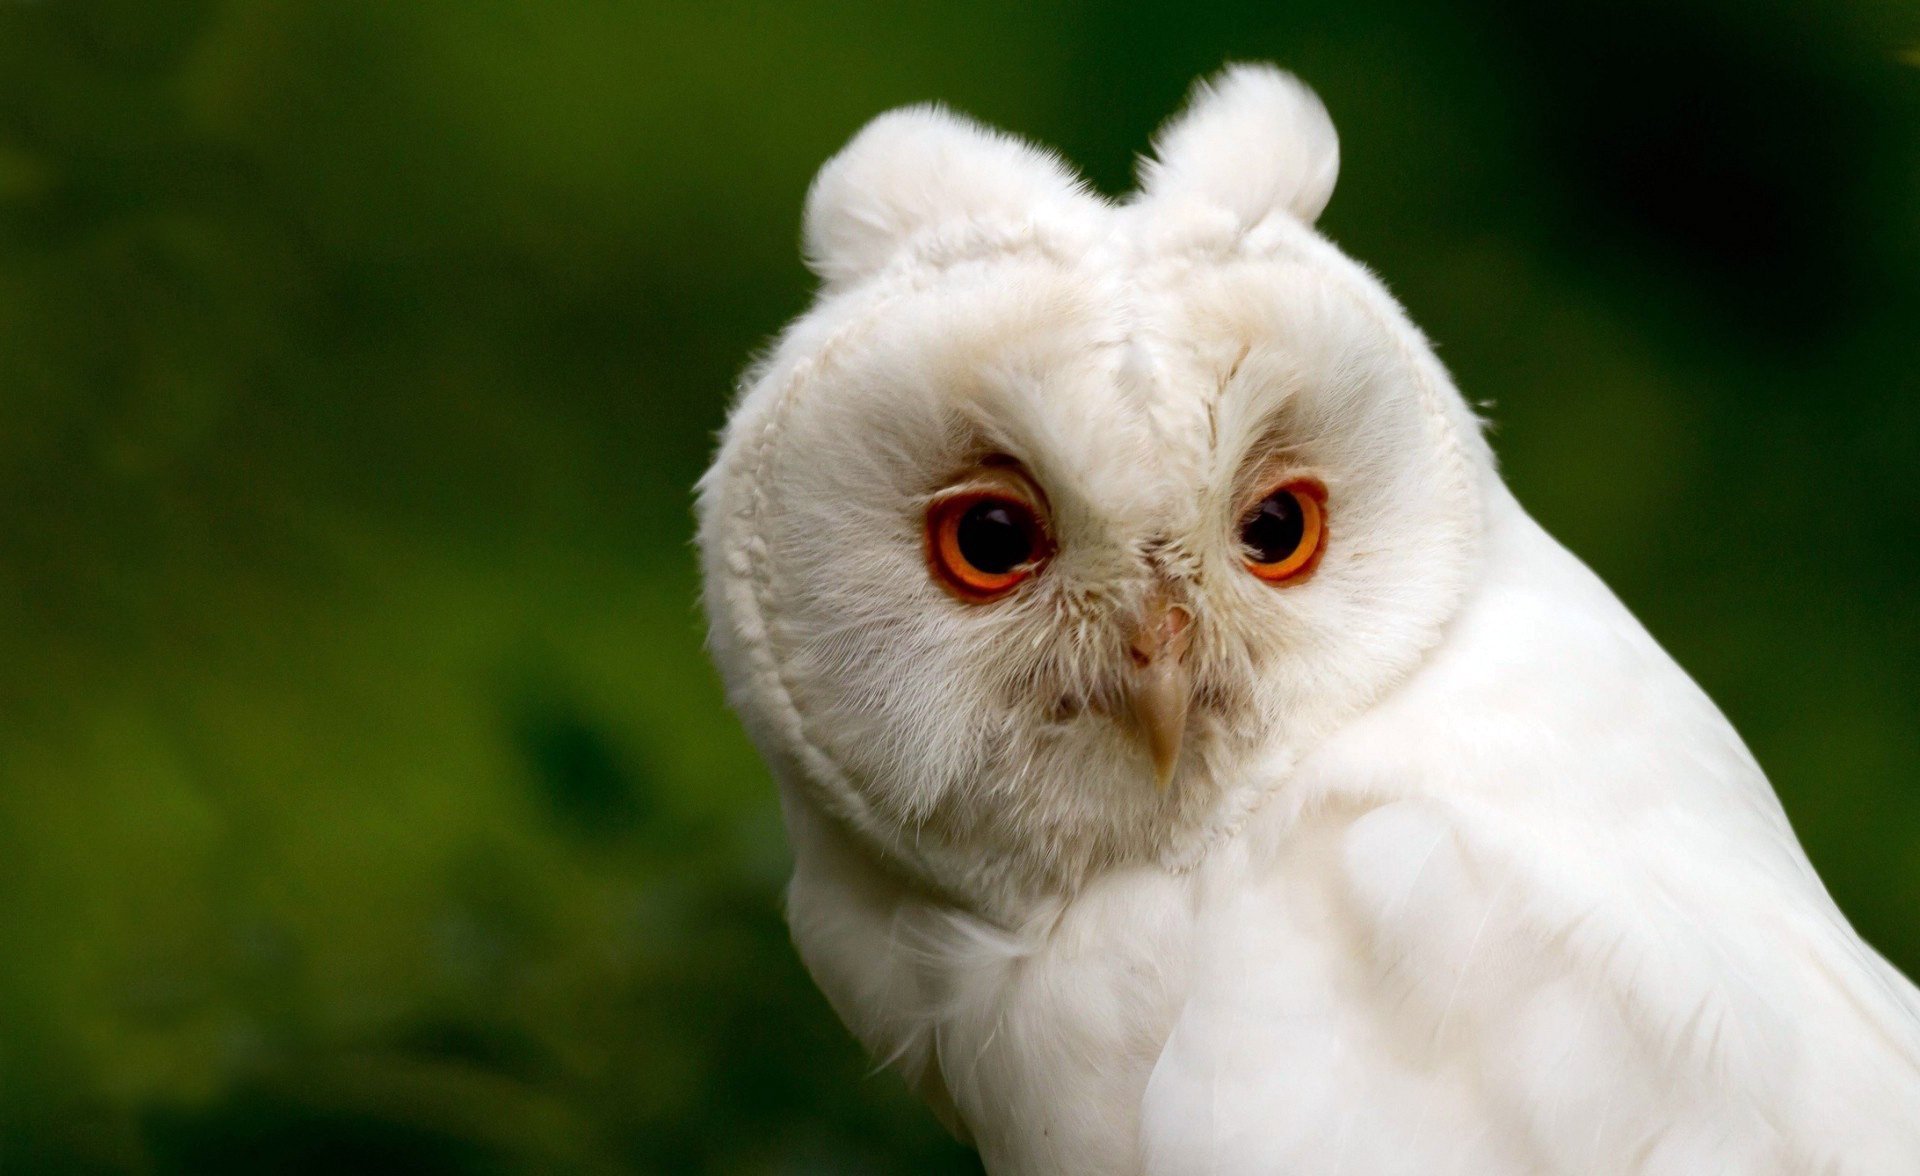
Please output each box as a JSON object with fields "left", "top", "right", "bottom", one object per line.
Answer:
{"left": 1239, "top": 479, "right": 1326, "bottom": 584}
{"left": 927, "top": 491, "right": 1050, "bottom": 602}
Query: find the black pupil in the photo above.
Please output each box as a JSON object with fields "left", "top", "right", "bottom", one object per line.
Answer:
{"left": 1241, "top": 490, "right": 1304, "bottom": 564}
{"left": 956, "top": 501, "right": 1033, "bottom": 575}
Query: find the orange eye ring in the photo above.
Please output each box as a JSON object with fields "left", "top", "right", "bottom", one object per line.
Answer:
{"left": 926, "top": 490, "right": 1051, "bottom": 602}
{"left": 1240, "top": 478, "right": 1327, "bottom": 585}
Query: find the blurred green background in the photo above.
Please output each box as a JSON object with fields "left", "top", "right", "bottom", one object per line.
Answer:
{"left": 0, "top": 1, "right": 1915, "bottom": 1171}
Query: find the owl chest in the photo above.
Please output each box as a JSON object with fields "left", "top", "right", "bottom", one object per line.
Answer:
{"left": 935, "top": 903, "right": 1193, "bottom": 1173}
{"left": 786, "top": 840, "right": 1200, "bottom": 1174}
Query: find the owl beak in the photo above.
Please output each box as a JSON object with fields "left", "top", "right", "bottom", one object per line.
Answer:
{"left": 1126, "top": 601, "right": 1193, "bottom": 790}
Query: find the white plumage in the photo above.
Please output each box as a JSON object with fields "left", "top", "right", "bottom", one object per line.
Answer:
{"left": 698, "top": 64, "right": 1920, "bottom": 1174}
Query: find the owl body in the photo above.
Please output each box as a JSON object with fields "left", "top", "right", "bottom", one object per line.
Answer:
{"left": 698, "top": 66, "right": 1920, "bottom": 1173}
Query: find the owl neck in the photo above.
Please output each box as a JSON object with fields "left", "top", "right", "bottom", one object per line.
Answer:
{"left": 774, "top": 737, "right": 1310, "bottom": 927}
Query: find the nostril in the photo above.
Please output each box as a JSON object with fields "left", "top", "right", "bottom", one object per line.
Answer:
{"left": 1129, "top": 604, "right": 1193, "bottom": 667}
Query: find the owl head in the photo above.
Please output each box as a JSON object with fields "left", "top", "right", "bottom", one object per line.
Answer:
{"left": 699, "top": 65, "right": 1495, "bottom": 913}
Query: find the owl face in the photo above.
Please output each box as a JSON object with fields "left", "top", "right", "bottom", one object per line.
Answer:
{"left": 700, "top": 68, "right": 1492, "bottom": 908}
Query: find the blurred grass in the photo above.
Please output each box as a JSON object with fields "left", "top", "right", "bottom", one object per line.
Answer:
{"left": 0, "top": 1, "right": 1915, "bottom": 1171}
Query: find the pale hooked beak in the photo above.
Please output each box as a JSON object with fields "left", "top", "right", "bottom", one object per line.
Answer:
{"left": 1126, "top": 598, "right": 1193, "bottom": 790}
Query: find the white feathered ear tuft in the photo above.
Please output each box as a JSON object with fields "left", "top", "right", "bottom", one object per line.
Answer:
{"left": 1137, "top": 64, "right": 1340, "bottom": 226}
{"left": 802, "top": 105, "right": 1091, "bottom": 285}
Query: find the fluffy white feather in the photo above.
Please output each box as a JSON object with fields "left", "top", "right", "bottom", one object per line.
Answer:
{"left": 803, "top": 104, "right": 1095, "bottom": 286}
{"left": 1137, "top": 63, "right": 1340, "bottom": 226}
{"left": 698, "top": 64, "right": 1920, "bottom": 1175}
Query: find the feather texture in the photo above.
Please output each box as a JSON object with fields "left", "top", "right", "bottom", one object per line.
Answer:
{"left": 699, "top": 64, "right": 1920, "bottom": 1174}
{"left": 1139, "top": 490, "right": 1920, "bottom": 1174}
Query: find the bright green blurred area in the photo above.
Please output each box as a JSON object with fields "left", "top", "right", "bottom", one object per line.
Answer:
{"left": 0, "top": 1, "right": 1915, "bottom": 1172}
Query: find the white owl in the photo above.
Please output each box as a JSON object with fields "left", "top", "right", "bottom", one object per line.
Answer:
{"left": 696, "top": 65, "right": 1920, "bottom": 1174}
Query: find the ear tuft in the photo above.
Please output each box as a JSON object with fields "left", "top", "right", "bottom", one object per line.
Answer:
{"left": 802, "top": 105, "right": 1091, "bottom": 285}
{"left": 1137, "top": 64, "right": 1339, "bottom": 226}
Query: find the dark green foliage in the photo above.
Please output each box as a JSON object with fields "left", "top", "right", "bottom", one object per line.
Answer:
{"left": 0, "top": 0, "right": 1913, "bottom": 1171}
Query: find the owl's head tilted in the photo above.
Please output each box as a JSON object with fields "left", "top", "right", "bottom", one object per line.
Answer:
{"left": 699, "top": 66, "right": 1496, "bottom": 913}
